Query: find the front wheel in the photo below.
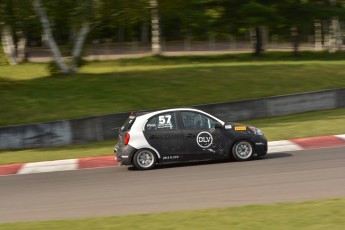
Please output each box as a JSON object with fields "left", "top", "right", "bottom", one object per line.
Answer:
{"left": 232, "top": 140, "right": 253, "bottom": 161}
{"left": 133, "top": 149, "right": 157, "bottom": 170}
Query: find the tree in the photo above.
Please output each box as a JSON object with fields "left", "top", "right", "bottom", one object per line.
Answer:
{"left": 327, "top": 0, "right": 343, "bottom": 52}
{"left": 32, "top": 0, "right": 69, "bottom": 73}
{"left": 69, "top": 0, "right": 95, "bottom": 72}
{"left": 32, "top": 0, "right": 96, "bottom": 74}
{"left": 0, "top": 0, "right": 40, "bottom": 64}
{"left": 277, "top": 0, "right": 315, "bottom": 55}
{"left": 0, "top": 0, "right": 19, "bottom": 65}
{"left": 239, "top": 1, "right": 280, "bottom": 56}
{"left": 201, "top": 0, "right": 279, "bottom": 56}
{"left": 150, "top": 0, "right": 161, "bottom": 55}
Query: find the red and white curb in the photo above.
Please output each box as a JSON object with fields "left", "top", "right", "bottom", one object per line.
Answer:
{"left": 1, "top": 134, "right": 345, "bottom": 176}
{"left": 0, "top": 156, "right": 118, "bottom": 176}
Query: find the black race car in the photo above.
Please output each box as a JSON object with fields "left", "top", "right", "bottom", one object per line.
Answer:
{"left": 114, "top": 108, "right": 267, "bottom": 170}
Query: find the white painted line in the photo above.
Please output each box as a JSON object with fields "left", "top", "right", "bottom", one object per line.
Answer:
{"left": 335, "top": 134, "right": 345, "bottom": 141}
{"left": 18, "top": 159, "right": 78, "bottom": 174}
{"left": 268, "top": 140, "right": 303, "bottom": 153}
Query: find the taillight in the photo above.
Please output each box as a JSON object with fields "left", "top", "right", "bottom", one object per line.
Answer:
{"left": 124, "top": 133, "right": 130, "bottom": 145}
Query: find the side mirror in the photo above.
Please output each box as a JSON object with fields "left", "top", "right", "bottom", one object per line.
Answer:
{"left": 214, "top": 122, "right": 223, "bottom": 129}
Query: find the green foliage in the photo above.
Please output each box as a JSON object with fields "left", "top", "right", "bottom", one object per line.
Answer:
{"left": 74, "top": 57, "right": 87, "bottom": 68}
{"left": 47, "top": 61, "right": 62, "bottom": 75}
{"left": 47, "top": 58, "right": 87, "bottom": 75}
{"left": 239, "top": 1, "right": 280, "bottom": 26}
{"left": 3, "top": 0, "right": 345, "bottom": 57}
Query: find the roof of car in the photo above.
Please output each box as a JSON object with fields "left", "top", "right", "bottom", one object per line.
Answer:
{"left": 135, "top": 107, "right": 196, "bottom": 117}
{"left": 133, "top": 108, "right": 224, "bottom": 125}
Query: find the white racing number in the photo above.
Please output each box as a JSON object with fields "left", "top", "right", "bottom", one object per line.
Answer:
{"left": 158, "top": 115, "right": 173, "bottom": 129}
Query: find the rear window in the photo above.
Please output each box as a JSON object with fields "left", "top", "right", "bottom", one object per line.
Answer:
{"left": 120, "top": 116, "right": 136, "bottom": 131}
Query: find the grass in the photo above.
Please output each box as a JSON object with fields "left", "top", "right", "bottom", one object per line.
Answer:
{"left": 1, "top": 52, "right": 345, "bottom": 126}
{"left": 0, "top": 140, "right": 114, "bottom": 165}
{"left": 0, "top": 108, "right": 344, "bottom": 165}
{"left": 1, "top": 198, "right": 345, "bottom": 229}
{"left": 242, "top": 108, "right": 345, "bottom": 141}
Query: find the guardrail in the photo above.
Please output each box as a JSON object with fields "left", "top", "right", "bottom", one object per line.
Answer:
{"left": 0, "top": 88, "right": 344, "bottom": 150}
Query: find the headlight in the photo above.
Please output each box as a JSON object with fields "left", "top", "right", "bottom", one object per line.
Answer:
{"left": 254, "top": 128, "right": 263, "bottom": 135}
{"left": 250, "top": 127, "right": 264, "bottom": 135}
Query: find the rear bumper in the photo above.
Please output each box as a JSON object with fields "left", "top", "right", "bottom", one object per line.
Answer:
{"left": 114, "top": 144, "right": 137, "bottom": 166}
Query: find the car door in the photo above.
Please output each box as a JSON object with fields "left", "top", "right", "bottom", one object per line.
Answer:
{"left": 179, "top": 111, "right": 226, "bottom": 161}
{"left": 143, "top": 112, "right": 185, "bottom": 162}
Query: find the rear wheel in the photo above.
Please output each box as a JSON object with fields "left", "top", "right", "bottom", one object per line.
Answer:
{"left": 133, "top": 149, "right": 157, "bottom": 170}
{"left": 232, "top": 140, "right": 253, "bottom": 161}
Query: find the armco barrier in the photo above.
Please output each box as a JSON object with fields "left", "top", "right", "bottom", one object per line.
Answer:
{"left": 0, "top": 88, "right": 344, "bottom": 150}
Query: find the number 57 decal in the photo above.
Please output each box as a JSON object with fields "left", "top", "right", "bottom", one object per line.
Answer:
{"left": 158, "top": 115, "right": 173, "bottom": 128}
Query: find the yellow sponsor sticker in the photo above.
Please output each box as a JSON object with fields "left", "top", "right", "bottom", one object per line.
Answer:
{"left": 235, "top": 126, "right": 246, "bottom": 131}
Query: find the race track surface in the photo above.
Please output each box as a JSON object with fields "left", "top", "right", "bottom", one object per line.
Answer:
{"left": 1, "top": 146, "right": 345, "bottom": 223}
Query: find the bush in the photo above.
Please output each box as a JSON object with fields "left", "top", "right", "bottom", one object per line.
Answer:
{"left": 0, "top": 44, "right": 8, "bottom": 65}
{"left": 47, "top": 60, "right": 62, "bottom": 75}
{"left": 74, "top": 57, "right": 87, "bottom": 68}
{"left": 47, "top": 58, "right": 87, "bottom": 75}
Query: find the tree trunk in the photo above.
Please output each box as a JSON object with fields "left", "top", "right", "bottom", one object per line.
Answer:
{"left": 17, "top": 33, "right": 28, "bottom": 62}
{"left": 1, "top": 26, "right": 17, "bottom": 65}
{"left": 314, "top": 20, "right": 323, "bottom": 51}
{"left": 329, "top": 0, "right": 342, "bottom": 52}
{"left": 32, "top": 0, "right": 69, "bottom": 74}
{"left": 291, "top": 26, "right": 299, "bottom": 55}
{"left": 254, "top": 26, "right": 263, "bottom": 56}
{"left": 150, "top": 0, "right": 161, "bottom": 55}
{"left": 332, "top": 17, "right": 342, "bottom": 51}
{"left": 71, "top": 22, "right": 90, "bottom": 73}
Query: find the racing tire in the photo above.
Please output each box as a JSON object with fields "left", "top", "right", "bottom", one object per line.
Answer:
{"left": 232, "top": 140, "right": 253, "bottom": 161}
{"left": 133, "top": 149, "right": 157, "bottom": 170}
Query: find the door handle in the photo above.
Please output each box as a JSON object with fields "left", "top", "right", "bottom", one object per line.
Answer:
{"left": 149, "top": 135, "right": 158, "bottom": 139}
{"left": 185, "top": 134, "right": 195, "bottom": 138}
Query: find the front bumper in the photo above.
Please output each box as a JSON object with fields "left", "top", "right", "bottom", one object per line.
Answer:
{"left": 251, "top": 135, "right": 268, "bottom": 157}
{"left": 114, "top": 144, "right": 137, "bottom": 166}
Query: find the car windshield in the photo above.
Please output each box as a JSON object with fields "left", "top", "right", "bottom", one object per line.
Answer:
{"left": 120, "top": 116, "right": 135, "bottom": 131}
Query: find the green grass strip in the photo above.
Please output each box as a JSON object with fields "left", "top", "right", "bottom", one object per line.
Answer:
{"left": 0, "top": 108, "right": 344, "bottom": 165}
{"left": 1, "top": 198, "right": 345, "bottom": 229}
{"left": 242, "top": 108, "right": 345, "bottom": 140}
{"left": 1, "top": 53, "right": 345, "bottom": 126}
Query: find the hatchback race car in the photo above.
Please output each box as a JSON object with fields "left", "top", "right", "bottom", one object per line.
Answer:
{"left": 114, "top": 108, "right": 267, "bottom": 170}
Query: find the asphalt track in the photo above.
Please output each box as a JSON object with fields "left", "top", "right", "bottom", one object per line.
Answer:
{"left": 1, "top": 146, "right": 345, "bottom": 223}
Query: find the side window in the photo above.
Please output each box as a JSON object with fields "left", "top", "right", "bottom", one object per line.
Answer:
{"left": 144, "top": 112, "right": 177, "bottom": 131}
{"left": 181, "top": 111, "right": 217, "bottom": 130}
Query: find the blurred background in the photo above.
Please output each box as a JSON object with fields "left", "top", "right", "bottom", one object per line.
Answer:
{"left": 2, "top": 0, "right": 345, "bottom": 65}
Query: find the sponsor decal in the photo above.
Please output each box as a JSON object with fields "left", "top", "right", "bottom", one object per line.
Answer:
{"left": 224, "top": 125, "right": 232, "bottom": 129}
{"left": 163, "top": 156, "right": 181, "bottom": 160}
{"left": 196, "top": 131, "right": 213, "bottom": 148}
{"left": 235, "top": 126, "right": 246, "bottom": 131}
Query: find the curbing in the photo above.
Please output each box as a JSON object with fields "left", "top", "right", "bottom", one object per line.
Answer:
{"left": 0, "top": 134, "right": 345, "bottom": 176}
